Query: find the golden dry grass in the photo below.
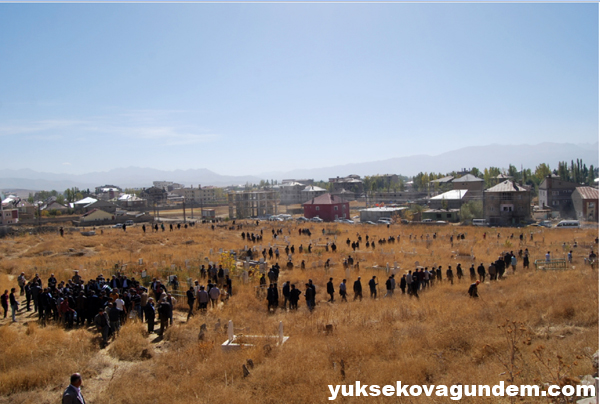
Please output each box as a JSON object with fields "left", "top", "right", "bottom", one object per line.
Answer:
{"left": 0, "top": 221, "right": 598, "bottom": 403}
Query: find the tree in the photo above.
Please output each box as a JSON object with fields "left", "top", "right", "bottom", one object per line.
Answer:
{"left": 534, "top": 163, "right": 551, "bottom": 183}
{"left": 459, "top": 201, "right": 483, "bottom": 223}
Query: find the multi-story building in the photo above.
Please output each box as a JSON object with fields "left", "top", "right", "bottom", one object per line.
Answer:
{"left": 571, "top": 186, "right": 598, "bottom": 222}
{"left": 538, "top": 175, "right": 578, "bottom": 217}
{"left": 228, "top": 190, "right": 278, "bottom": 219}
{"left": 483, "top": 180, "right": 531, "bottom": 226}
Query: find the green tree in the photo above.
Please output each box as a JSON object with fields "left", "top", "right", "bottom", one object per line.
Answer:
{"left": 534, "top": 163, "right": 551, "bottom": 183}
{"left": 459, "top": 201, "right": 483, "bottom": 223}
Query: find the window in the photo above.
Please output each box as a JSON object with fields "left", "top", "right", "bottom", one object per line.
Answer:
{"left": 315, "top": 206, "right": 320, "bottom": 211}
{"left": 552, "top": 191, "right": 559, "bottom": 196}
{"left": 501, "top": 193, "right": 512, "bottom": 201}
{"left": 334, "top": 206, "right": 338, "bottom": 211}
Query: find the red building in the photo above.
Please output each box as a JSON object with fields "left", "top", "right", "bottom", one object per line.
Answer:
{"left": 303, "top": 193, "right": 350, "bottom": 222}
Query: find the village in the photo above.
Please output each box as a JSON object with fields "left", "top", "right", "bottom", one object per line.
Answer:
{"left": 1, "top": 163, "right": 598, "bottom": 234}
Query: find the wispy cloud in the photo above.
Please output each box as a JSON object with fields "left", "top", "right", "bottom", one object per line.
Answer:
{"left": 62, "top": 162, "right": 71, "bottom": 166}
{"left": 0, "top": 110, "right": 220, "bottom": 146}
{"left": 0, "top": 119, "right": 88, "bottom": 136}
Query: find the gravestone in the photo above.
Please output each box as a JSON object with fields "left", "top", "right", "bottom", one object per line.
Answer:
{"left": 138, "top": 258, "right": 143, "bottom": 265}
{"left": 228, "top": 320, "right": 234, "bottom": 343}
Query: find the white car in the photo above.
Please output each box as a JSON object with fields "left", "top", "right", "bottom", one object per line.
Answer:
{"left": 309, "top": 217, "right": 324, "bottom": 223}
{"left": 342, "top": 219, "right": 355, "bottom": 224}
{"left": 112, "top": 223, "right": 123, "bottom": 228}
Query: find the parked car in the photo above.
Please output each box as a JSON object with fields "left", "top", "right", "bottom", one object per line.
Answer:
{"left": 125, "top": 220, "right": 134, "bottom": 226}
{"left": 342, "top": 219, "right": 355, "bottom": 224}
{"left": 112, "top": 223, "right": 123, "bottom": 228}
{"left": 364, "top": 221, "right": 377, "bottom": 225}
{"left": 297, "top": 216, "right": 309, "bottom": 222}
{"left": 378, "top": 219, "right": 392, "bottom": 225}
{"left": 309, "top": 217, "right": 324, "bottom": 223}
{"left": 421, "top": 219, "right": 432, "bottom": 223}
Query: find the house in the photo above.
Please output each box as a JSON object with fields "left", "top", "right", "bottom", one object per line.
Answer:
{"left": 429, "top": 176, "right": 454, "bottom": 195}
{"left": 538, "top": 175, "right": 578, "bottom": 217}
{"left": 73, "top": 197, "right": 98, "bottom": 211}
{"left": 428, "top": 189, "right": 468, "bottom": 210}
{"left": 452, "top": 174, "right": 484, "bottom": 201}
{"left": 571, "top": 187, "right": 598, "bottom": 222}
{"left": 83, "top": 200, "right": 119, "bottom": 214}
{"left": 142, "top": 186, "right": 168, "bottom": 205}
{"left": 43, "top": 201, "right": 69, "bottom": 212}
{"left": 1, "top": 208, "right": 18, "bottom": 225}
{"left": 303, "top": 193, "right": 349, "bottom": 222}
{"left": 483, "top": 180, "right": 531, "bottom": 226}
{"left": 359, "top": 207, "right": 407, "bottom": 222}
{"left": 422, "top": 209, "right": 460, "bottom": 223}
{"left": 278, "top": 182, "right": 306, "bottom": 205}
{"left": 329, "top": 175, "right": 364, "bottom": 194}
{"left": 301, "top": 185, "right": 327, "bottom": 203}
{"left": 118, "top": 194, "right": 147, "bottom": 208}
{"left": 228, "top": 190, "right": 278, "bottom": 219}
{"left": 79, "top": 209, "right": 114, "bottom": 223}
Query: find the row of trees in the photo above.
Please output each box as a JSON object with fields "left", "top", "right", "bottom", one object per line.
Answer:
{"left": 412, "top": 160, "right": 597, "bottom": 195}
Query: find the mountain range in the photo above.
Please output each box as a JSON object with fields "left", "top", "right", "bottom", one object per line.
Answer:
{"left": 0, "top": 142, "right": 597, "bottom": 192}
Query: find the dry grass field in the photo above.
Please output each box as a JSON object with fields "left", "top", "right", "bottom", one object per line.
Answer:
{"left": 0, "top": 221, "right": 598, "bottom": 404}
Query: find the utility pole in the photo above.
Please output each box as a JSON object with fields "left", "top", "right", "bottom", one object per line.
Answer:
{"left": 191, "top": 198, "right": 194, "bottom": 220}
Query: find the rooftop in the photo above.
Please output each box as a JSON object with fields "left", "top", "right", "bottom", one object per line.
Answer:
{"left": 430, "top": 189, "right": 468, "bottom": 200}
{"left": 574, "top": 186, "right": 599, "bottom": 200}
{"left": 454, "top": 174, "right": 484, "bottom": 183}
{"left": 485, "top": 180, "right": 528, "bottom": 193}
{"left": 303, "top": 193, "right": 347, "bottom": 205}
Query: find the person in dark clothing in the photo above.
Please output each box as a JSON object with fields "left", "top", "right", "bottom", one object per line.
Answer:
{"left": 282, "top": 282, "right": 290, "bottom": 309}
{"left": 158, "top": 299, "right": 171, "bottom": 335}
{"left": 446, "top": 266, "right": 454, "bottom": 285}
{"left": 289, "top": 284, "right": 301, "bottom": 310}
{"left": 397, "top": 274, "right": 406, "bottom": 294}
{"left": 305, "top": 284, "right": 315, "bottom": 311}
{"left": 469, "top": 264, "right": 476, "bottom": 281}
{"left": 326, "top": 278, "right": 335, "bottom": 303}
{"left": 477, "top": 263, "right": 486, "bottom": 282}
{"left": 456, "top": 264, "right": 463, "bottom": 282}
{"left": 353, "top": 277, "right": 363, "bottom": 301}
{"left": 369, "top": 276, "right": 378, "bottom": 299}
{"left": 468, "top": 280, "right": 480, "bottom": 298}
{"left": 144, "top": 298, "right": 156, "bottom": 334}
{"left": 186, "top": 287, "right": 195, "bottom": 321}
{"left": 267, "top": 284, "right": 277, "bottom": 312}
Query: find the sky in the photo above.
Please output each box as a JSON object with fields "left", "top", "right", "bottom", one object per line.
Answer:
{"left": 0, "top": 3, "right": 597, "bottom": 176}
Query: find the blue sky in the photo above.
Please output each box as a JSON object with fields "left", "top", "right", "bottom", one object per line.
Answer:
{"left": 0, "top": 3, "right": 597, "bottom": 176}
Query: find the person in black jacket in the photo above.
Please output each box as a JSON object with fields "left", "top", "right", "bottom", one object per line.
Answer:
{"left": 158, "top": 298, "right": 171, "bottom": 335}
{"left": 368, "top": 276, "right": 378, "bottom": 299}
{"left": 186, "top": 287, "right": 195, "bottom": 321}
{"left": 144, "top": 298, "right": 155, "bottom": 334}
{"left": 282, "top": 282, "right": 290, "bottom": 310}
{"left": 326, "top": 278, "right": 335, "bottom": 303}
{"left": 304, "top": 284, "right": 315, "bottom": 312}
{"left": 468, "top": 280, "right": 480, "bottom": 298}
{"left": 477, "top": 263, "right": 486, "bottom": 282}
{"left": 289, "top": 284, "right": 301, "bottom": 310}
{"left": 353, "top": 277, "right": 363, "bottom": 301}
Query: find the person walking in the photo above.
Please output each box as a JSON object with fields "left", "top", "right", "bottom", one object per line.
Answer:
{"left": 353, "top": 277, "right": 363, "bottom": 301}
{"left": 144, "top": 298, "right": 155, "bottom": 334}
{"left": 62, "top": 373, "right": 85, "bottom": 404}
{"left": 369, "top": 276, "right": 378, "bottom": 299}
{"left": 186, "top": 286, "right": 195, "bottom": 321}
{"left": 326, "top": 278, "right": 335, "bottom": 303}
{"left": 305, "top": 283, "right": 315, "bottom": 312}
{"left": 1, "top": 290, "right": 8, "bottom": 319}
{"left": 9, "top": 288, "right": 19, "bottom": 322}
{"left": 339, "top": 279, "right": 347, "bottom": 302}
